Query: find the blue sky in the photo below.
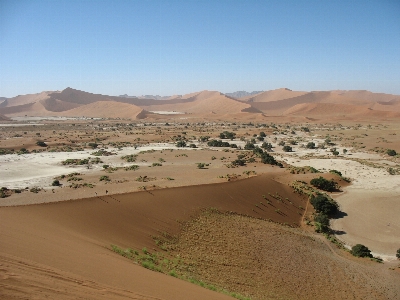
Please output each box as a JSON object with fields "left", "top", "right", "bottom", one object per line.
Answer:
{"left": 1, "top": 0, "right": 399, "bottom": 97}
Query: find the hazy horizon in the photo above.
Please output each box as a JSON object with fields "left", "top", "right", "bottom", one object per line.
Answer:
{"left": 1, "top": 0, "right": 399, "bottom": 97}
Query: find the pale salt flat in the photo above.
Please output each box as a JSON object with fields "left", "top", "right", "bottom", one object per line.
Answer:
{"left": 0, "top": 143, "right": 193, "bottom": 190}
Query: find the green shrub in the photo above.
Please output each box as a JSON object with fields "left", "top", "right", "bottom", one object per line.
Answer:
{"left": 351, "top": 244, "right": 373, "bottom": 258}
{"left": 310, "top": 194, "right": 338, "bottom": 215}
{"left": 329, "top": 170, "right": 342, "bottom": 177}
{"left": 310, "top": 176, "right": 338, "bottom": 192}
{"left": 387, "top": 149, "right": 397, "bottom": 156}
{"left": 396, "top": 248, "right": 400, "bottom": 259}
{"left": 314, "top": 213, "right": 330, "bottom": 233}
{"left": 244, "top": 142, "right": 255, "bottom": 150}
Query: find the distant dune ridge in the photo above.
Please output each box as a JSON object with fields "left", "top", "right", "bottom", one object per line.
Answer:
{"left": 0, "top": 87, "right": 399, "bottom": 120}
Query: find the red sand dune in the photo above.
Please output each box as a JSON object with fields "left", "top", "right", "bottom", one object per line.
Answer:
{"left": 61, "top": 101, "right": 147, "bottom": 119}
{"left": 3, "top": 91, "right": 53, "bottom": 107}
{"left": 334, "top": 90, "right": 400, "bottom": 103}
{"left": 241, "top": 88, "right": 308, "bottom": 102}
{"left": 40, "top": 97, "right": 82, "bottom": 112}
{"left": 0, "top": 101, "right": 50, "bottom": 116}
{"left": 283, "top": 102, "right": 400, "bottom": 119}
{"left": 142, "top": 90, "right": 260, "bottom": 115}
{"left": 0, "top": 174, "right": 304, "bottom": 299}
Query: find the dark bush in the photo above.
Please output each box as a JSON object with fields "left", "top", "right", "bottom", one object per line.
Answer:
{"left": 306, "top": 142, "right": 315, "bottom": 149}
{"left": 396, "top": 248, "right": 400, "bottom": 259}
{"left": 261, "top": 142, "right": 273, "bottom": 151}
{"left": 36, "top": 141, "right": 47, "bottom": 147}
{"left": 244, "top": 142, "right": 255, "bottom": 150}
{"left": 282, "top": 145, "right": 292, "bottom": 152}
{"left": 253, "top": 147, "right": 263, "bottom": 156}
{"left": 219, "top": 131, "right": 236, "bottom": 140}
{"left": 231, "top": 159, "right": 246, "bottom": 166}
{"left": 310, "top": 176, "right": 338, "bottom": 192}
{"left": 351, "top": 244, "right": 373, "bottom": 258}
{"left": 260, "top": 151, "right": 282, "bottom": 167}
{"left": 387, "top": 149, "right": 397, "bottom": 156}
{"left": 310, "top": 194, "right": 338, "bottom": 215}
{"left": 52, "top": 180, "right": 60, "bottom": 186}
{"left": 314, "top": 213, "right": 330, "bottom": 233}
{"left": 176, "top": 140, "right": 187, "bottom": 147}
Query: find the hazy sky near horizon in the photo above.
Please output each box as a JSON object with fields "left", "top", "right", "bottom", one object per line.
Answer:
{"left": 1, "top": 0, "right": 399, "bottom": 97}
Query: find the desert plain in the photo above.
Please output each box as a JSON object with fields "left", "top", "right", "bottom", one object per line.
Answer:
{"left": 0, "top": 88, "right": 400, "bottom": 299}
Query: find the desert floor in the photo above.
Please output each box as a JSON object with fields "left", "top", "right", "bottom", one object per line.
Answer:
{"left": 1, "top": 118, "right": 399, "bottom": 299}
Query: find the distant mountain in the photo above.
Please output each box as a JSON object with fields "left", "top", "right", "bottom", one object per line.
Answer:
{"left": 225, "top": 91, "right": 264, "bottom": 99}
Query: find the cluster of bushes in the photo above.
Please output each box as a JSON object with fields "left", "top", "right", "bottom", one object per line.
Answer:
{"left": 62, "top": 158, "right": 90, "bottom": 165}
{"left": 249, "top": 147, "right": 283, "bottom": 167}
{"left": 208, "top": 140, "right": 237, "bottom": 148}
{"left": 310, "top": 176, "right": 338, "bottom": 192}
